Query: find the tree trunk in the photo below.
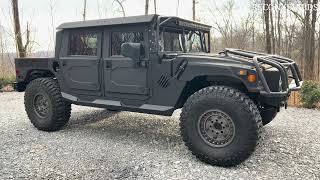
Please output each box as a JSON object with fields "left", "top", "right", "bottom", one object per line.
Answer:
{"left": 303, "top": 0, "right": 318, "bottom": 80}
{"left": 252, "top": 20, "right": 255, "bottom": 49}
{"left": 308, "top": 0, "right": 318, "bottom": 80}
{"left": 318, "top": 24, "right": 320, "bottom": 80}
{"left": 277, "top": 0, "right": 281, "bottom": 54}
{"left": 83, "top": 0, "right": 87, "bottom": 21}
{"left": 11, "top": 0, "right": 26, "bottom": 58}
{"left": 192, "top": 0, "right": 196, "bottom": 21}
{"left": 264, "top": 0, "right": 272, "bottom": 54}
{"left": 115, "top": 0, "right": 126, "bottom": 17}
{"left": 176, "top": 0, "right": 180, "bottom": 16}
{"left": 270, "top": 2, "right": 276, "bottom": 54}
{"left": 145, "top": 0, "right": 149, "bottom": 15}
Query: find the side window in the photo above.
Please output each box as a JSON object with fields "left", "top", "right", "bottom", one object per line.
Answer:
{"left": 111, "top": 32, "right": 144, "bottom": 56}
{"left": 68, "top": 31, "right": 98, "bottom": 56}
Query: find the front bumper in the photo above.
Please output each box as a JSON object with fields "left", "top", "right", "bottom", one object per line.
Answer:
{"left": 260, "top": 80, "right": 303, "bottom": 97}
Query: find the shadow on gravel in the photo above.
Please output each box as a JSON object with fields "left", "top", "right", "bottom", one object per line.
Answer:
{"left": 66, "top": 110, "right": 182, "bottom": 146}
{"left": 67, "top": 110, "right": 120, "bottom": 127}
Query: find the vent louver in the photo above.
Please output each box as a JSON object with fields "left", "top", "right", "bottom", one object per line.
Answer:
{"left": 157, "top": 75, "right": 170, "bottom": 88}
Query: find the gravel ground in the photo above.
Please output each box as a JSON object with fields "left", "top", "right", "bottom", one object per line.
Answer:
{"left": 0, "top": 92, "right": 319, "bottom": 180}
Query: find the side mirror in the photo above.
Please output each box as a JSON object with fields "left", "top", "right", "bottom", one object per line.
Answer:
{"left": 121, "top": 43, "right": 144, "bottom": 62}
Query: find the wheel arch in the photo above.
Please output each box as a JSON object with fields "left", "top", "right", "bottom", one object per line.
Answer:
{"left": 26, "top": 69, "right": 55, "bottom": 82}
{"left": 17, "top": 69, "right": 55, "bottom": 91}
{"left": 175, "top": 75, "right": 250, "bottom": 108}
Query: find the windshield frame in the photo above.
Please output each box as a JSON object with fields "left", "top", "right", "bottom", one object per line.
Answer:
{"left": 155, "top": 16, "right": 211, "bottom": 54}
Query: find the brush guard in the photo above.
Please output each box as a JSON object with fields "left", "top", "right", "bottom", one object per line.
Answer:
{"left": 222, "top": 49, "right": 303, "bottom": 98}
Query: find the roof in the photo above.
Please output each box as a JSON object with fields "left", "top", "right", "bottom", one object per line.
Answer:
{"left": 57, "top": 14, "right": 157, "bottom": 29}
{"left": 57, "top": 14, "right": 211, "bottom": 30}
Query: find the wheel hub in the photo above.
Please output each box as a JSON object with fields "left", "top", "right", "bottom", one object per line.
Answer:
{"left": 33, "top": 93, "right": 49, "bottom": 118}
{"left": 197, "top": 109, "right": 235, "bottom": 147}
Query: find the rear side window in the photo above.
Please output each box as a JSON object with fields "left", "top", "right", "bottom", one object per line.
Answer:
{"left": 68, "top": 31, "right": 98, "bottom": 56}
{"left": 111, "top": 32, "right": 144, "bottom": 55}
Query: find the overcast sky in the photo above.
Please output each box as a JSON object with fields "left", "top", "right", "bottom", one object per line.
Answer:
{"left": 0, "top": 0, "right": 251, "bottom": 53}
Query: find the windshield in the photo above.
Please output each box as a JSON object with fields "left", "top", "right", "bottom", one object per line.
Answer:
{"left": 159, "top": 28, "right": 209, "bottom": 53}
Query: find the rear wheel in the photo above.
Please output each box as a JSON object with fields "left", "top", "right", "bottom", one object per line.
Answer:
{"left": 180, "top": 86, "right": 262, "bottom": 167}
{"left": 24, "top": 78, "right": 71, "bottom": 131}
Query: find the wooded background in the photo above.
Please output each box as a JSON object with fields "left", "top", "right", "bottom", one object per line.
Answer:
{"left": 1, "top": 0, "right": 319, "bottom": 106}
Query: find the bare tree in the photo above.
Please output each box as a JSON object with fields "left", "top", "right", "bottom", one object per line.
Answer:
{"left": 114, "top": 0, "right": 126, "bottom": 17}
{"left": 208, "top": 0, "right": 236, "bottom": 48}
{"left": 176, "top": 0, "right": 180, "bottom": 16}
{"left": 192, "top": 0, "right": 196, "bottom": 21}
{"left": 270, "top": 2, "right": 276, "bottom": 54}
{"left": 264, "top": 0, "right": 272, "bottom": 54}
{"left": 83, "top": 0, "right": 87, "bottom": 21}
{"left": 318, "top": 22, "right": 320, "bottom": 80}
{"left": 304, "top": 0, "right": 318, "bottom": 80}
{"left": 145, "top": 0, "right": 149, "bottom": 15}
{"left": 276, "top": 0, "right": 281, "bottom": 54}
{"left": 48, "top": 0, "right": 56, "bottom": 54}
{"left": 11, "top": 0, "right": 30, "bottom": 58}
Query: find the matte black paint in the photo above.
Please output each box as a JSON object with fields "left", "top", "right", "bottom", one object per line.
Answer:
{"left": 14, "top": 15, "right": 296, "bottom": 116}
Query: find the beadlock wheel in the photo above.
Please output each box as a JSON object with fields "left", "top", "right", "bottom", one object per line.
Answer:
{"left": 197, "top": 109, "right": 235, "bottom": 147}
{"left": 25, "top": 78, "right": 71, "bottom": 131}
{"left": 33, "top": 93, "right": 50, "bottom": 118}
{"left": 180, "top": 86, "right": 263, "bottom": 167}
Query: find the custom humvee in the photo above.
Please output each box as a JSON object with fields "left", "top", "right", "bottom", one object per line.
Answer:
{"left": 14, "top": 15, "right": 303, "bottom": 166}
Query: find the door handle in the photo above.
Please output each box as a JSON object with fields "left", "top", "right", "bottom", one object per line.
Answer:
{"left": 106, "top": 61, "right": 112, "bottom": 68}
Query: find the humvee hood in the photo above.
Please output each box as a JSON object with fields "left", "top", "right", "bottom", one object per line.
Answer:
{"left": 175, "top": 53, "right": 254, "bottom": 67}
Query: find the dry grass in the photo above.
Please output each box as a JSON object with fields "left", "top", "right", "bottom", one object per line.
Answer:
{"left": 0, "top": 66, "right": 15, "bottom": 91}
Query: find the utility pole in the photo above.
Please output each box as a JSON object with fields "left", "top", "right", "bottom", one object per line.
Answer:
{"left": 154, "top": 0, "right": 157, "bottom": 14}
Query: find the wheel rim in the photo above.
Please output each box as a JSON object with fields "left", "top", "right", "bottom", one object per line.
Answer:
{"left": 197, "top": 109, "right": 235, "bottom": 147}
{"left": 33, "top": 93, "right": 50, "bottom": 118}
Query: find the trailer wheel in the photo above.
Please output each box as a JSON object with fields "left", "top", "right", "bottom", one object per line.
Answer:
{"left": 180, "top": 86, "right": 263, "bottom": 167}
{"left": 24, "top": 78, "right": 71, "bottom": 131}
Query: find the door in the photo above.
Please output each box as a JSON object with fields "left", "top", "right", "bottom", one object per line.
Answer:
{"left": 103, "top": 29, "right": 149, "bottom": 96}
{"left": 59, "top": 29, "right": 102, "bottom": 96}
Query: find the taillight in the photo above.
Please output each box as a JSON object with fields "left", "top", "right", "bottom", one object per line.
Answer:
{"left": 16, "top": 69, "right": 20, "bottom": 75}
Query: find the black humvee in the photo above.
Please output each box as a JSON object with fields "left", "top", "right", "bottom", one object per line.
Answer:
{"left": 14, "top": 14, "right": 303, "bottom": 166}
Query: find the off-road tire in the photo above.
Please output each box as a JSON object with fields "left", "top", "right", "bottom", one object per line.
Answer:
{"left": 260, "top": 107, "right": 278, "bottom": 126}
{"left": 180, "top": 86, "right": 263, "bottom": 167}
{"left": 24, "top": 78, "right": 71, "bottom": 131}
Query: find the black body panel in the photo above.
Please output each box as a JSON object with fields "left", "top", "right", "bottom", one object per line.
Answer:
{"left": 14, "top": 15, "right": 302, "bottom": 116}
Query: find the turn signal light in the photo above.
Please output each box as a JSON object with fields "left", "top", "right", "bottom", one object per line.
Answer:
{"left": 247, "top": 74, "right": 257, "bottom": 83}
{"left": 238, "top": 69, "right": 247, "bottom": 76}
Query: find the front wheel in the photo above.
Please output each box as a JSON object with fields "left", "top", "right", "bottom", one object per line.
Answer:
{"left": 24, "top": 78, "right": 71, "bottom": 131}
{"left": 180, "top": 86, "right": 263, "bottom": 167}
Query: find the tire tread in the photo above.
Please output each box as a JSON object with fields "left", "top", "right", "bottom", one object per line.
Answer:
{"left": 180, "top": 86, "right": 263, "bottom": 166}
